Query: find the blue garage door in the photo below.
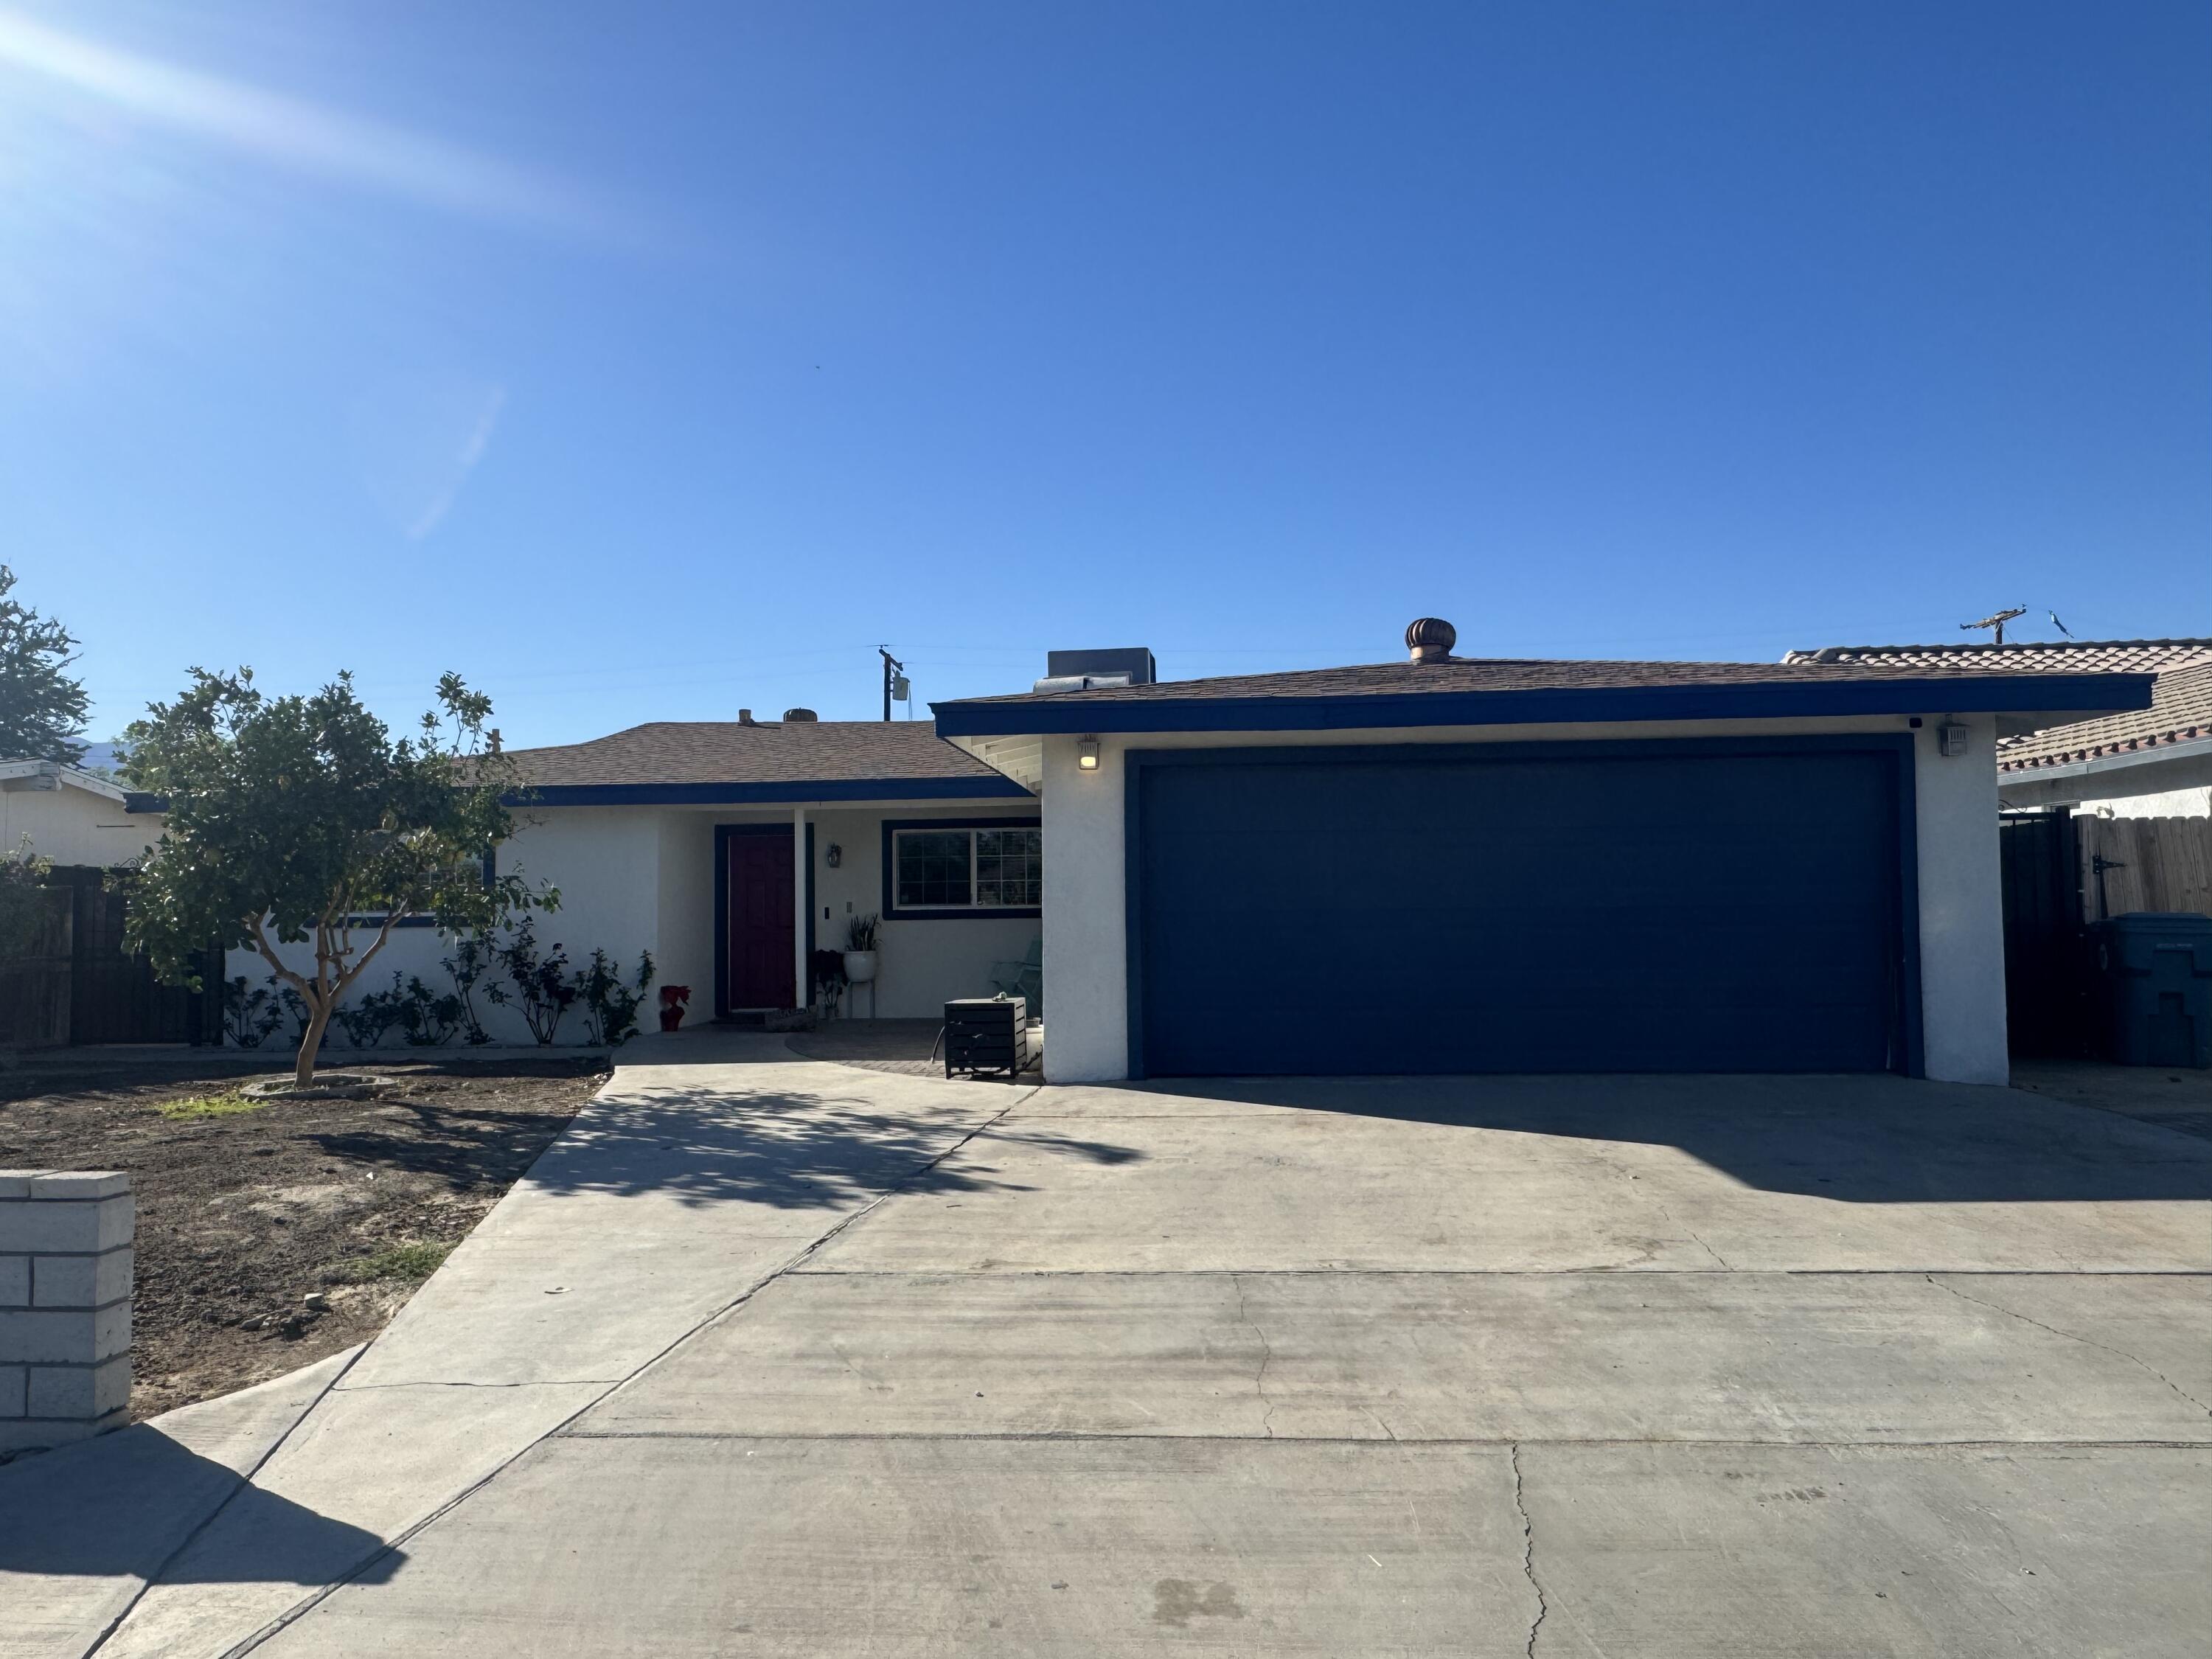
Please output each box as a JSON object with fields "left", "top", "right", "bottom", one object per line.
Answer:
{"left": 1133, "top": 745, "right": 1908, "bottom": 1076}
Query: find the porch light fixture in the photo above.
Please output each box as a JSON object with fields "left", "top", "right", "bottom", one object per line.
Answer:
{"left": 1935, "top": 720, "right": 1970, "bottom": 758}
{"left": 825, "top": 843, "right": 842, "bottom": 868}
{"left": 1077, "top": 737, "right": 1101, "bottom": 772}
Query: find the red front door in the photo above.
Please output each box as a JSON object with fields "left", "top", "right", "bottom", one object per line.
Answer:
{"left": 727, "top": 830, "right": 796, "bottom": 1010}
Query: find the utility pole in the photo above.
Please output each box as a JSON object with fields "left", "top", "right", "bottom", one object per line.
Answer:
{"left": 878, "top": 647, "right": 907, "bottom": 722}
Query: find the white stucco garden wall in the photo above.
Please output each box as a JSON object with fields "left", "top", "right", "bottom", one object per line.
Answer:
{"left": 223, "top": 797, "right": 1039, "bottom": 1047}
{"left": 225, "top": 806, "right": 664, "bottom": 1049}
{"left": 1034, "top": 714, "right": 2014, "bottom": 1087}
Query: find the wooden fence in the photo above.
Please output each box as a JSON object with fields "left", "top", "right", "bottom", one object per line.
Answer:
{"left": 0, "top": 868, "right": 217, "bottom": 1048}
{"left": 2079, "top": 815, "right": 2212, "bottom": 921}
{"left": 0, "top": 887, "right": 74, "bottom": 1047}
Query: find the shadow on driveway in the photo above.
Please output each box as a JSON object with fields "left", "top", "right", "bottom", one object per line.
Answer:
{"left": 0, "top": 1425, "right": 400, "bottom": 1587}
{"left": 389, "top": 1085, "right": 1145, "bottom": 1211}
{"left": 1125, "top": 1071, "right": 2212, "bottom": 1205}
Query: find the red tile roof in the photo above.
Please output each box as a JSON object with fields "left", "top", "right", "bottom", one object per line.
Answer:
{"left": 1782, "top": 639, "right": 2212, "bottom": 675}
{"left": 1995, "top": 661, "right": 2212, "bottom": 773}
{"left": 1778, "top": 640, "right": 2212, "bottom": 774}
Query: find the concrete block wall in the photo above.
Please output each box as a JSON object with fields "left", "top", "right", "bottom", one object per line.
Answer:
{"left": 0, "top": 1171, "right": 131, "bottom": 1453}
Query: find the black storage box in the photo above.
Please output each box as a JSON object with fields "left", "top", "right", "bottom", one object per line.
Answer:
{"left": 945, "top": 997, "right": 1032, "bottom": 1081}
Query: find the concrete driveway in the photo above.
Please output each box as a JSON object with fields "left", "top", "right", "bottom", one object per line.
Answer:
{"left": 8, "top": 1045, "right": 2209, "bottom": 1656}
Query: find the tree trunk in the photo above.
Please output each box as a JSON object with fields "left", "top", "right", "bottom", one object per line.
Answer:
{"left": 295, "top": 998, "right": 333, "bottom": 1088}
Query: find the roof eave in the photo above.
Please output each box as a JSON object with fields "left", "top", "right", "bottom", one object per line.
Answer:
{"left": 1997, "top": 732, "right": 2212, "bottom": 784}
{"left": 506, "top": 776, "right": 1034, "bottom": 807}
{"left": 931, "top": 672, "right": 2159, "bottom": 740}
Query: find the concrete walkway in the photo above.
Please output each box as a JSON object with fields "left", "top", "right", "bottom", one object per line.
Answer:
{"left": 5, "top": 1056, "right": 2208, "bottom": 1655}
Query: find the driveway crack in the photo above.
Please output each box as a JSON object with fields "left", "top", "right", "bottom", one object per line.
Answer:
{"left": 1232, "top": 1272, "right": 1278, "bottom": 1437}
{"left": 1508, "top": 1442, "right": 1549, "bottom": 1658}
{"left": 1925, "top": 1275, "right": 2211, "bottom": 1418}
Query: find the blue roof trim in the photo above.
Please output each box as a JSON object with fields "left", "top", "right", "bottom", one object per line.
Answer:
{"left": 933, "top": 672, "right": 2157, "bottom": 738}
{"left": 507, "top": 776, "right": 1033, "bottom": 807}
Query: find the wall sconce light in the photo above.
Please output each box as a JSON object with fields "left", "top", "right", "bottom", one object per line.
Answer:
{"left": 1077, "top": 737, "right": 1101, "bottom": 772}
{"left": 825, "top": 843, "right": 843, "bottom": 868}
{"left": 1935, "top": 721, "right": 1969, "bottom": 758}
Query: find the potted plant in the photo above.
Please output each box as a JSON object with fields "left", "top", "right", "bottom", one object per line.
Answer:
{"left": 658, "top": 984, "right": 691, "bottom": 1032}
{"left": 842, "top": 913, "right": 880, "bottom": 988}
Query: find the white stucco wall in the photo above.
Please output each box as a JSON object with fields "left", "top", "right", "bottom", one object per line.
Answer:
{"left": 655, "top": 812, "right": 717, "bottom": 1014}
{"left": 226, "top": 806, "right": 664, "bottom": 1048}
{"left": 1033, "top": 714, "right": 2012, "bottom": 1086}
{"left": 808, "top": 805, "right": 1041, "bottom": 1020}
{"left": 221, "top": 797, "right": 1037, "bottom": 1046}
{"left": 1907, "top": 717, "right": 2008, "bottom": 1085}
{"left": 1999, "top": 748, "right": 2212, "bottom": 820}
{"left": 0, "top": 781, "right": 161, "bottom": 869}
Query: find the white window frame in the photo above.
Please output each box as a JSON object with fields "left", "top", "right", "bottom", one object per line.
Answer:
{"left": 886, "top": 822, "right": 1042, "bottom": 917}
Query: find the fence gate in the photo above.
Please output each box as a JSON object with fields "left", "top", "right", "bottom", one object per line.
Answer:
{"left": 1998, "top": 811, "right": 2097, "bottom": 1057}
{"left": 57, "top": 869, "right": 216, "bottom": 1047}
{"left": 2078, "top": 815, "right": 2212, "bottom": 922}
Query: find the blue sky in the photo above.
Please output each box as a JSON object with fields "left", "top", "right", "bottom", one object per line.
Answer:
{"left": 1, "top": 1, "right": 2205, "bottom": 748}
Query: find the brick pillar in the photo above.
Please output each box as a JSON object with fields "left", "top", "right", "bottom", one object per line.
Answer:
{"left": 0, "top": 1172, "right": 132, "bottom": 1453}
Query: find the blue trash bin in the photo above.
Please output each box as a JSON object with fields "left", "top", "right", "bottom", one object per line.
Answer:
{"left": 2098, "top": 913, "right": 2212, "bottom": 1068}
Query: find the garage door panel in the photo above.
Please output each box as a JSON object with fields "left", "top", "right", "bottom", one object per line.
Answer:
{"left": 1136, "top": 748, "right": 1904, "bottom": 1077}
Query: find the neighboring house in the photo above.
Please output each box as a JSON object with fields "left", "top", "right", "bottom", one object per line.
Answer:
{"left": 0, "top": 760, "right": 162, "bottom": 867}
{"left": 934, "top": 621, "right": 2152, "bottom": 1088}
{"left": 1782, "top": 640, "right": 2212, "bottom": 818}
{"left": 206, "top": 714, "right": 1042, "bottom": 1044}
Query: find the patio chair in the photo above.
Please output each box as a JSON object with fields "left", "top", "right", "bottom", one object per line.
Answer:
{"left": 987, "top": 938, "right": 1043, "bottom": 1022}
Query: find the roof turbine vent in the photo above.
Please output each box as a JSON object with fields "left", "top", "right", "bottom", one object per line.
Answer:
{"left": 1406, "top": 617, "right": 1457, "bottom": 664}
{"left": 782, "top": 708, "right": 818, "bottom": 722}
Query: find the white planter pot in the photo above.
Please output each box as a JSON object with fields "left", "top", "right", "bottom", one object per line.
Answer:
{"left": 842, "top": 950, "right": 879, "bottom": 985}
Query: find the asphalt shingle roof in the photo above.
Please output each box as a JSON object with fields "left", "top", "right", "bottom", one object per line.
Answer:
{"left": 947, "top": 653, "right": 2134, "bottom": 706}
{"left": 506, "top": 721, "right": 1011, "bottom": 790}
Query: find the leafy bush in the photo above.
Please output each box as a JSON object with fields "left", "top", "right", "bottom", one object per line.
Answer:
{"left": 334, "top": 979, "right": 403, "bottom": 1048}
{"left": 0, "top": 838, "right": 55, "bottom": 959}
{"left": 484, "top": 918, "right": 576, "bottom": 1046}
{"left": 221, "top": 975, "right": 283, "bottom": 1048}
{"left": 576, "top": 948, "right": 654, "bottom": 1046}
{"left": 441, "top": 933, "right": 495, "bottom": 1045}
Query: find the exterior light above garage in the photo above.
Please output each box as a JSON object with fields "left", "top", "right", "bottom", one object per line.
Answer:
{"left": 1077, "top": 737, "right": 1101, "bottom": 771}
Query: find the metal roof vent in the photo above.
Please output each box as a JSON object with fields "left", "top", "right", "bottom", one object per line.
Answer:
{"left": 1406, "top": 617, "right": 1457, "bottom": 664}
{"left": 782, "top": 708, "right": 818, "bottom": 722}
{"left": 1035, "top": 647, "right": 1156, "bottom": 695}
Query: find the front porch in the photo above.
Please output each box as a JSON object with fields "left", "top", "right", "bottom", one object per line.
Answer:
{"left": 690, "top": 802, "right": 1043, "bottom": 1025}
{"left": 787, "top": 1017, "right": 1046, "bottom": 1078}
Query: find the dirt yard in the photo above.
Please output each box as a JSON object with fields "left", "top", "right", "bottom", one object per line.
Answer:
{"left": 0, "top": 1055, "right": 607, "bottom": 1420}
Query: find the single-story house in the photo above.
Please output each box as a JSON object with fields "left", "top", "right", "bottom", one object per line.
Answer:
{"left": 194, "top": 623, "right": 2155, "bottom": 1083}
{"left": 1782, "top": 639, "right": 2212, "bottom": 818}
{"left": 0, "top": 759, "right": 162, "bottom": 867}
{"left": 218, "top": 713, "right": 1044, "bottom": 1043}
{"left": 933, "top": 622, "right": 2153, "bottom": 1088}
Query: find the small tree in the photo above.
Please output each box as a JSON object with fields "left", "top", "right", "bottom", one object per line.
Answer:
{"left": 120, "top": 668, "right": 552, "bottom": 1087}
{"left": 0, "top": 566, "right": 89, "bottom": 765}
